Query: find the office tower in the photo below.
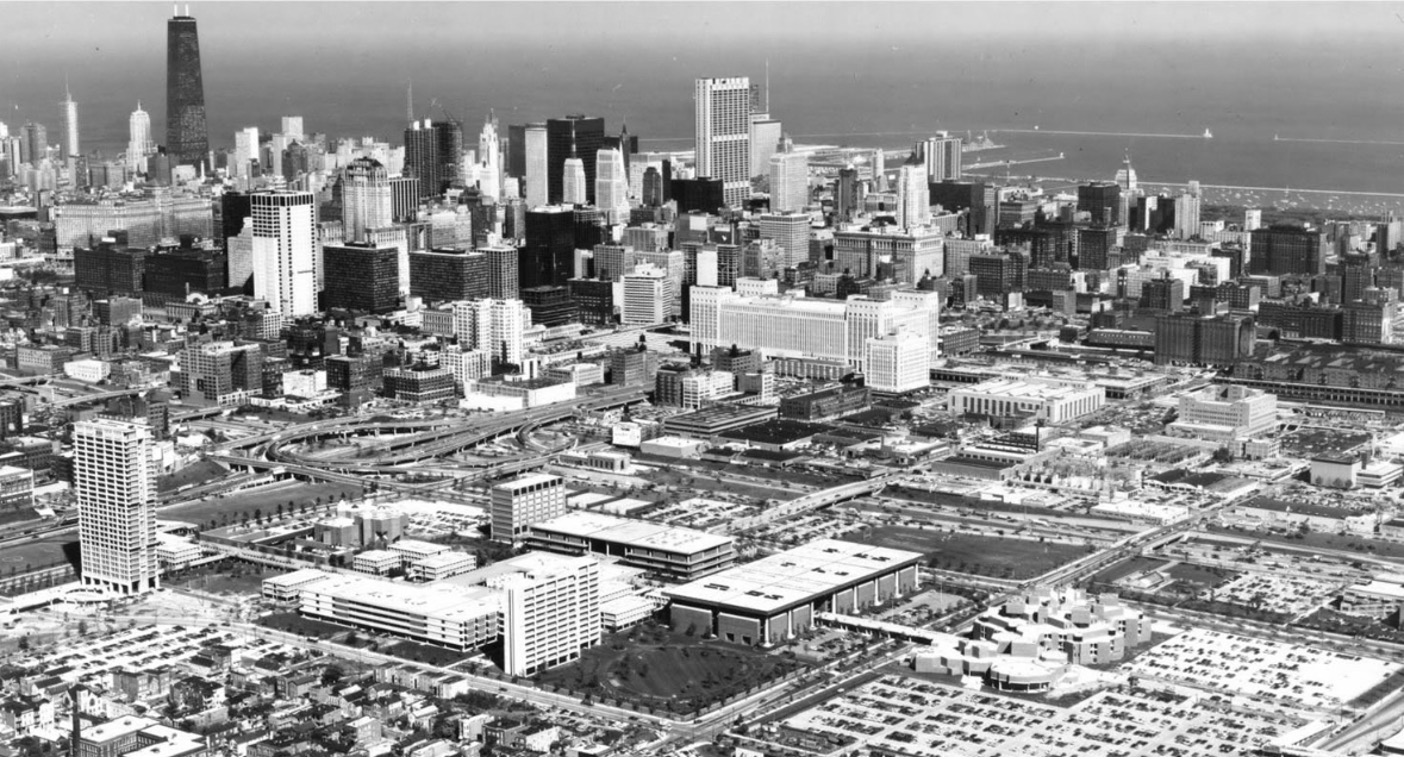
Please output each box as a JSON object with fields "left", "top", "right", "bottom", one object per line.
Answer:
{"left": 751, "top": 117, "right": 783, "bottom": 178}
{"left": 126, "top": 103, "right": 154, "bottom": 173}
{"left": 1077, "top": 181, "right": 1121, "bottom": 226}
{"left": 562, "top": 157, "right": 587, "bottom": 205}
{"left": 75, "top": 418, "right": 158, "bottom": 595}
{"left": 546, "top": 115, "right": 606, "bottom": 205}
{"left": 865, "top": 330, "right": 931, "bottom": 393}
{"left": 143, "top": 246, "right": 227, "bottom": 298}
{"left": 389, "top": 176, "right": 419, "bottom": 222}
{"left": 1141, "top": 276, "right": 1184, "bottom": 312}
{"left": 760, "top": 213, "right": 810, "bottom": 269}
{"left": 323, "top": 242, "right": 400, "bottom": 312}
{"left": 1173, "top": 192, "right": 1201, "bottom": 240}
{"left": 486, "top": 552, "right": 602, "bottom": 676}
{"left": 165, "top": 10, "right": 209, "bottom": 171}
{"left": 281, "top": 116, "right": 304, "bottom": 140}
{"left": 521, "top": 285, "right": 577, "bottom": 326}
{"left": 180, "top": 340, "right": 264, "bottom": 406}
{"left": 969, "top": 252, "right": 1027, "bottom": 297}
{"left": 342, "top": 157, "right": 392, "bottom": 241}
{"left": 896, "top": 163, "right": 931, "bottom": 230}
{"left": 520, "top": 206, "right": 575, "bottom": 289}
{"left": 835, "top": 167, "right": 861, "bottom": 223}
{"left": 694, "top": 77, "right": 751, "bottom": 207}
{"left": 482, "top": 244, "right": 519, "bottom": 299}
{"left": 22, "top": 122, "right": 47, "bottom": 166}
{"left": 524, "top": 123, "right": 548, "bottom": 208}
{"left": 923, "top": 132, "right": 962, "bottom": 181}
{"left": 769, "top": 142, "right": 808, "bottom": 213}
{"left": 73, "top": 241, "right": 145, "bottom": 295}
{"left": 642, "top": 166, "right": 664, "bottom": 207}
{"left": 403, "top": 120, "right": 438, "bottom": 198}
{"left": 250, "top": 191, "right": 317, "bottom": 316}
{"left": 452, "top": 298, "right": 528, "bottom": 367}
{"left": 1154, "top": 313, "right": 1255, "bottom": 366}
{"left": 60, "top": 81, "right": 79, "bottom": 161}
{"left": 595, "top": 148, "right": 630, "bottom": 222}
{"left": 233, "top": 126, "right": 259, "bottom": 178}
{"left": 673, "top": 177, "right": 725, "bottom": 214}
{"left": 622, "top": 265, "right": 669, "bottom": 324}
{"left": 1249, "top": 225, "right": 1330, "bottom": 276}
{"left": 409, "top": 248, "right": 488, "bottom": 303}
{"left": 490, "top": 473, "right": 566, "bottom": 542}
{"left": 474, "top": 114, "right": 502, "bottom": 200}
{"left": 434, "top": 119, "right": 464, "bottom": 188}
{"left": 507, "top": 123, "right": 527, "bottom": 178}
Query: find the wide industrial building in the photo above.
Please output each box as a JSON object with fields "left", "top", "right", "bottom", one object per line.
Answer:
{"left": 526, "top": 511, "right": 735, "bottom": 581}
{"left": 948, "top": 376, "right": 1106, "bottom": 424}
{"left": 296, "top": 573, "right": 501, "bottom": 651}
{"left": 665, "top": 539, "right": 922, "bottom": 646}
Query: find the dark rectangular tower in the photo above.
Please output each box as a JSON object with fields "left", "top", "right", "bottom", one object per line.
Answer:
{"left": 165, "top": 12, "right": 209, "bottom": 172}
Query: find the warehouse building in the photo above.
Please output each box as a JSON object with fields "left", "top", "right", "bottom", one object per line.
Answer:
{"left": 526, "top": 511, "right": 735, "bottom": 581}
{"left": 664, "top": 539, "right": 922, "bottom": 647}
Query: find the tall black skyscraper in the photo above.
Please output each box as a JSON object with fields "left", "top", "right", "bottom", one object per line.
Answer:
{"left": 546, "top": 115, "right": 605, "bottom": 205}
{"left": 521, "top": 207, "right": 576, "bottom": 289}
{"left": 404, "top": 121, "right": 439, "bottom": 199}
{"left": 165, "top": 11, "right": 209, "bottom": 172}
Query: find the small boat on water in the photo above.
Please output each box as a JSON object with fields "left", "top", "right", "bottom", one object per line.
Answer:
{"left": 1203, "top": 129, "right": 1213, "bottom": 139}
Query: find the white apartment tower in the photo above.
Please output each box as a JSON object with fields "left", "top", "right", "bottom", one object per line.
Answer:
{"left": 233, "top": 126, "right": 260, "bottom": 178}
{"left": 768, "top": 141, "right": 808, "bottom": 213}
{"left": 126, "top": 103, "right": 154, "bottom": 174}
{"left": 759, "top": 212, "right": 810, "bottom": 269}
{"left": 524, "top": 123, "right": 548, "bottom": 208}
{"left": 897, "top": 164, "right": 931, "bottom": 230}
{"left": 451, "top": 298, "right": 528, "bottom": 367}
{"left": 281, "top": 116, "right": 305, "bottom": 141}
{"left": 562, "top": 157, "right": 587, "bottom": 205}
{"left": 486, "top": 552, "right": 601, "bottom": 676}
{"left": 694, "top": 77, "right": 752, "bottom": 207}
{"left": 923, "top": 132, "right": 962, "bottom": 181}
{"left": 342, "top": 157, "right": 392, "bottom": 242}
{"left": 251, "top": 191, "right": 318, "bottom": 316}
{"left": 865, "top": 330, "right": 931, "bottom": 393}
{"left": 594, "top": 147, "right": 630, "bottom": 223}
{"left": 60, "top": 82, "right": 79, "bottom": 161}
{"left": 75, "top": 418, "right": 158, "bottom": 595}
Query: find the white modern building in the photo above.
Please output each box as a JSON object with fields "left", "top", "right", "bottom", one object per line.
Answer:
{"left": 250, "top": 191, "right": 317, "bottom": 316}
{"left": 759, "top": 212, "right": 809, "bottom": 269}
{"left": 482, "top": 552, "right": 602, "bottom": 676}
{"left": 865, "top": 330, "right": 930, "bottom": 393}
{"left": 948, "top": 377, "right": 1106, "bottom": 424}
{"left": 896, "top": 163, "right": 931, "bottom": 230}
{"left": 524, "top": 123, "right": 548, "bottom": 208}
{"left": 126, "top": 102, "right": 154, "bottom": 173}
{"left": 694, "top": 77, "right": 752, "bottom": 206}
{"left": 233, "top": 126, "right": 259, "bottom": 179}
{"left": 342, "top": 157, "right": 392, "bottom": 242}
{"left": 451, "top": 298, "right": 528, "bottom": 367}
{"left": 622, "top": 264, "right": 669, "bottom": 325}
{"left": 299, "top": 572, "right": 501, "bottom": 650}
{"left": 768, "top": 148, "right": 808, "bottom": 213}
{"left": 1167, "top": 385, "right": 1277, "bottom": 442}
{"left": 490, "top": 473, "right": 567, "bottom": 542}
{"left": 562, "top": 157, "right": 587, "bottom": 205}
{"left": 691, "top": 284, "right": 940, "bottom": 372}
{"left": 923, "top": 132, "right": 962, "bottom": 181}
{"left": 594, "top": 147, "right": 630, "bottom": 222}
{"left": 75, "top": 418, "right": 159, "bottom": 595}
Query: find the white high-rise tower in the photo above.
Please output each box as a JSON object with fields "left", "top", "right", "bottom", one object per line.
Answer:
{"left": 234, "top": 126, "right": 260, "bottom": 178}
{"left": 524, "top": 123, "right": 548, "bottom": 208}
{"left": 897, "top": 163, "right": 930, "bottom": 230}
{"left": 76, "top": 418, "right": 158, "bottom": 596}
{"left": 60, "top": 80, "right": 79, "bottom": 160}
{"left": 251, "top": 191, "right": 317, "bottom": 316}
{"left": 342, "top": 157, "right": 392, "bottom": 242}
{"left": 594, "top": 147, "right": 629, "bottom": 223}
{"left": 562, "top": 157, "right": 587, "bottom": 205}
{"left": 474, "top": 113, "right": 502, "bottom": 201}
{"left": 694, "top": 77, "right": 751, "bottom": 207}
{"left": 127, "top": 102, "right": 154, "bottom": 173}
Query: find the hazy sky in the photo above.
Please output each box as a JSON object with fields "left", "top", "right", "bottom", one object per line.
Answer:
{"left": 4, "top": 2, "right": 1404, "bottom": 152}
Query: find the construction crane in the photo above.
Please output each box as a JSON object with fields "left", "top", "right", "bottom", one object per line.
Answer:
{"left": 428, "top": 98, "right": 463, "bottom": 129}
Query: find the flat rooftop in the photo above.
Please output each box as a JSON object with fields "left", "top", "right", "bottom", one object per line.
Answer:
{"left": 494, "top": 472, "right": 562, "bottom": 490}
{"left": 954, "top": 377, "right": 1099, "bottom": 400}
{"left": 300, "top": 573, "right": 499, "bottom": 621}
{"left": 665, "top": 538, "right": 922, "bottom": 616}
{"left": 531, "top": 511, "right": 732, "bottom": 556}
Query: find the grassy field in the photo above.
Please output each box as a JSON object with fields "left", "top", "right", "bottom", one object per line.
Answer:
{"left": 0, "top": 535, "right": 78, "bottom": 572}
{"left": 1164, "top": 562, "right": 1236, "bottom": 587}
{"left": 258, "top": 611, "right": 355, "bottom": 641}
{"left": 1210, "top": 525, "right": 1404, "bottom": 561}
{"left": 538, "top": 628, "right": 801, "bottom": 714}
{"left": 853, "top": 527, "right": 1093, "bottom": 580}
{"left": 387, "top": 640, "right": 471, "bottom": 667}
{"left": 164, "top": 559, "right": 270, "bottom": 596}
{"left": 163, "top": 481, "right": 364, "bottom": 527}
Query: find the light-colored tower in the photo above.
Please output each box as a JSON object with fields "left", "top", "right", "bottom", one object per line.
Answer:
{"left": 452, "top": 298, "right": 527, "bottom": 367}
{"left": 594, "top": 147, "right": 630, "bottom": 223}
{"left": 476, "top": 113, "right": 501, "bottom": 201}
{"left": 342, "top": 157, "right": 392, "bottom": 242}
{"left": 251, "top": 191, "right": 317, "bottom": 316}
{"left": 897, "top": 163, "right": 931, "bottom": 230}
{"left": 75, "top": 418, "right": 158, "bottom": 596}
{"left": 923, "top": 131, "right": 962, "bottom": 181}
{"left": 281, "top": 116, "right": 304, "bottom": 141}
{"left": 486, "top": 553, "right": 601, "bottom": 676}
{"left": 234, "top": 126, "right": 259, "bottom": 178}
{"left": 768, "top": 138, "right": 808, "bottom": 213}
{"left": 60, "top": 80, "right": 79, "bottom": 160}
{"left": 562, "top": 157, "right": 587, "bottom": 205}
{"left": 524, "top": 123, "right": 548, "bottom": 208}
{"left": 127, "top": 102, "right": 154, "bottom": 173}
{"left": 694, "top": 77, "right": 751, "bottom": 207}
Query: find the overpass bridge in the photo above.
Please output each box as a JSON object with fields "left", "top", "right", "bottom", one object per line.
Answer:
{"left": 731, "top": 471, "right": 903, "bottom": 532}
